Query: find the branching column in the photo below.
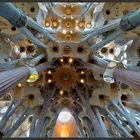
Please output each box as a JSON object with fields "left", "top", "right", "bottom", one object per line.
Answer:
{"left": 32, "top": 87, "right": 56, "bottom": 137}
{"left": 76, "top": 86, "right": 108, "bottom": 137}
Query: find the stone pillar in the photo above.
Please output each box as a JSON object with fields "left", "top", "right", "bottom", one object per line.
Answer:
{"left": 113, "top": 68, "right": 140, "bottom": 91}
{"left": 85, "top": 64, "right": 140, "bottom": 91}
{"left": 83, "top": 117, "right": 95, "bottom": 137}
{"left": 76, "top": 87, "right": 108, "bottom": 137}
{"left": 0, "top": 62, "right": 49, "bottom": 97}
{"left": 33, "top": 88, "right": 56, "bottom": 137}
{"left": 72, "top": 111, "right": 86, "bottom": 138}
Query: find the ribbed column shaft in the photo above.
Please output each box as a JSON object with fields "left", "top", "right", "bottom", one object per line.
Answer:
{"left": 113, "top": 68, "right": 140, "bottom": 91}
{"left": 76, "top": 87, "right": 107, "bottom": 137}
{"left": 85, "top": 64, "right": 140, "bottom": 90}
{"left": 0, "top": 62, "right": 49, "bottom": 97}
{"left": 33, "top": 88, "right": 56, "bottom": 137}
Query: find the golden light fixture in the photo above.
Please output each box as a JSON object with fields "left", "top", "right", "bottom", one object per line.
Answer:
{"left": 45, "top": 21, "right": 50, "bottom": 27}
{"left": 48, "top": 70, "right": 52, "bottom": 74}
{"left": 75, "top": 26, "right": 78, "bottom": 30}
{"left": 62, "top": 29, "right": 67, "bottom": 34}
{"left": 70, "top": 16, "right": 74, "bottom": 19}
{"left": 60, "top": 58, "right": 64, "bottom": 62}
{"left": 47, "top": 79, "right": 52, "bottom": 83}
{"left": 78, "top": 21, "right": 85, "bottom": 28}
{"left": 60, "top": 90, "right": 64, "bottom": 95}
{"left": 86, "top": 23, "right": 92, "bottom": 29}
{"left": 81, "top": 71, "right": 84, "bottom": 75}
{"left": 65, "top": 8, "right": 72, "bottom": 15}
{"left": 27, "top": 74, "right": 39, "bottom": 83}
{"left": 70, "top": 31, "right": 73, "bottom": 33}
{"left": 80, "top": 79, "right": 85, "bottom": 83}
{"left": 65, "top": 35, "right": 71, "bottom": 41}
{"left": 65, "top": 21, "right": 72, "bottom": 28}
{"left": 68, "top": 58, "right": 73, "bottom": 63}
{"left": 52, "top": 20, "right": 59, "bottom": 28}
{"left": 17, "top": 83, "right": 22, "bottom": 88}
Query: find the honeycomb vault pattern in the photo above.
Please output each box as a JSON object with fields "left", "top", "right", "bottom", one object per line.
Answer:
{"left": 0, "top": 2, "right": 140, "bottom": 138}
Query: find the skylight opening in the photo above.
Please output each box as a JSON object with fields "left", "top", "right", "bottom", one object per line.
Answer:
{"left": 58, "top": 110, "right": 72, "bottom": 123}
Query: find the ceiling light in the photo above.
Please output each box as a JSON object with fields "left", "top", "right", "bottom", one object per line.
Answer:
{"left": 65, "top": 35, "right": 71, "bottom": 41}
{"left": 17, "top": 83, "right": 22, "bottom": 88}
{"left": 71, "top": 16, "right": 73, "bottom": 19}
{"left": 52, "top": 20, "right": 59, "bottom": 28}
{"left": 60, "top": 90, "right": 64, "bottom": 95}
{"left": 27, "top": 74, "right": 39, "bottom": 83}
{"left": 81, "top": 71, "right": 84, "bottom": 74}
{"left": 69, "top": 58, "right": 73, "bottom": 63}
{"left": 80, "top": 79, "right": 85, "bottom": 83}
{"left": 86, "top": 23, "right": 92, "bottom": 28}
{"left": 78, "top": 21, "right": 85, "bottom": 28}
{"left": 62, "top": 30, "right": 67, "bottom": 34}
{"left": 60, "top": 58, "right": 64, "bottom": 62}
{"left": 75, "top": 26, "right": 78, "bottom": 30}
{"left": 48, "top": 79, "right": 52, "bottom": 83}
{"left": 48, "top": 70, "right": 52, "bottom": 74}
{"left": 45, "top": 21, "right": 50, "bottom": 27}
{"left": 66, "top": 8, "right": 71, "bottom": 15}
